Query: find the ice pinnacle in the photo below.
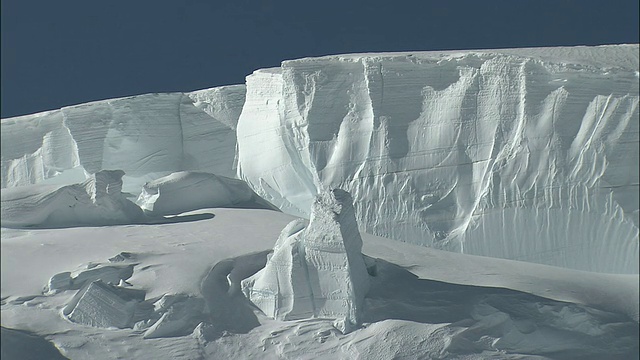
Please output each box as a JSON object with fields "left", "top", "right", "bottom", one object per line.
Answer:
{"left": 242, "top": 189, "right": 370, "bottom": 331}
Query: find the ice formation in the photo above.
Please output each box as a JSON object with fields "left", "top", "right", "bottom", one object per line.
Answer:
{"left": 135, "top": 171, "right": 255, "bottom": 216}
{"left": 2, "top": 45, "right": 638, "bottom": 273}
{"left": 66, "top": 280, "right": 141, "bottom": 329}
{"left": 0, "top": 169, "right": 144, "bottom": 228}
{"left": 236, "top": 45, "right": 640, "bottom": 273}
{"left": 242, "top": 189, "right": 370, "bottom": 331}
{"left": 1, "top": 85, "right": 245, "bottom": 192}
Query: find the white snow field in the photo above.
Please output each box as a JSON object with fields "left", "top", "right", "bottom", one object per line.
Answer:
{"left": 1, "top": 207, "right": 638, "bottom": 359}
{"left": 1, "top": 45, "right": 639, "bottom": 359}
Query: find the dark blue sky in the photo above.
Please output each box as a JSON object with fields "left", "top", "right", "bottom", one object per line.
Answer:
{"left": 2, "top": 0, "right": 638, "bottom": 117}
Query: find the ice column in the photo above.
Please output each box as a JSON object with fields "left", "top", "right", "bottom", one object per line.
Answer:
{"left": 242, "top": 189, "right": 369, "bottom": 331}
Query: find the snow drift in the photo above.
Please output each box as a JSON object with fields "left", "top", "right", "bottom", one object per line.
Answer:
{"left": 0, "top": 170, "right": 144, "bottom": 228}
{"left": 1, "top": 208, "right": 638, "bottom": 359}
{"left": 236, "top": 45, "right": 640, "bottom": 273}
{"left": 0, "top": 85, "right": 245, "bottom": 193}
{"left": 2, "top": 44, "right": 638, "bottom": 273}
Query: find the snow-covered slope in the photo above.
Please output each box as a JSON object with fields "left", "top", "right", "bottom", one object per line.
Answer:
{"left": 1, "top": 85, "right": 245, "bottom": 193}
{"left": 236, "top": 44, "right": 639, "bottom": 273}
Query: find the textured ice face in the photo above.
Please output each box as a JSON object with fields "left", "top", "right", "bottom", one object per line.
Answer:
{"left": 0, "top": 169, "right": 144, "bottom": 228}
{"left": 236, "top": 45, "right": 640, "bottom": 273}
{"left": 242, "top": 189, "right": 370, "bottom": 329}
{"left": 1, "top": 86, "right": 245, "bottom": 191}
{"left": 135, "top": 171, "right": 254, "bottom": 216}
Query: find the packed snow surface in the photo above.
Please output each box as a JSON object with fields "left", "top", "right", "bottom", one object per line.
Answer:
{"left": 1, "top": 208, "right": 638, "bottom": 359}
{"left": 236, "top": 44, "right": 639, "bottom": 273}
{"left": 242, "top": 189, "right": 370, "bottom": 331}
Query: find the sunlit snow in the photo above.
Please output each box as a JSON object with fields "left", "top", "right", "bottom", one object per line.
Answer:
{"left": 1, "top": 45, "right": 638, "bottom": 360}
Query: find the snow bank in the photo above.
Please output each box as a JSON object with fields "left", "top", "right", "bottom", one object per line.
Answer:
{"left": 0, "top": 170, "right": 144, "bottom": 228}
{"left": 242, "top": 189, "right": 369, "bottom": 331}
{"left": 0, "top": 86, "right": 245, "bottom": 191}
{"left": 135, "top": 171, "right": 255, "bottom": 216}
{"left": 236, "top": 44, "right": 640, "bottom": 273}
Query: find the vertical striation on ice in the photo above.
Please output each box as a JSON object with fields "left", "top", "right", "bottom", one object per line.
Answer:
{"left": 236, "top": 45, "right": 640, "bottom": 273}
{"left": 1, "top": 170, "right": 144, "bottom": 228}
{"left": 242, "top": 189, "right": 369, "bottom": 330}
{"left": 67, "top": 280, "right": 137, "bottom": 329}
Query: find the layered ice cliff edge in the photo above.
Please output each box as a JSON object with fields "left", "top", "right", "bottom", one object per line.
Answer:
{"left": 1, "top": 85, "right": 245, "bottom": 192}
{"left": 236, "top": 45, "right": 639, "bottom": 274}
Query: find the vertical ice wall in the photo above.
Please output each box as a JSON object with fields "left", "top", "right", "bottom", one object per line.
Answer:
{"left": 1, "top": 86, "right": 246, "bottom": 191}
{"left": 236, "top": 45, "right": 640, "bottom": 273}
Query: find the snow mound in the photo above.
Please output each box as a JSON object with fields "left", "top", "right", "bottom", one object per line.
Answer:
{"left": 51, "top": 256, "right": 207, "bottom": 338}
{"left": 1, "top": 86, "right": 245, "bottom": 192}
{"left": 242, "top": 189, "right": 369, "bottom": 331}
{"left": 236, "top": 44, "right": 640, "bottom": 273}
{"left": 1, "top": 170, "right": 144, "bottom": 228}
{"left": 135, "top": 171, "right": 257, "bottom": 216}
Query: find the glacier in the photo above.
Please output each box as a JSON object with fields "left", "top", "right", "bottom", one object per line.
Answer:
{"left": 1, "top": 44, "right": 638, "bottom": 274}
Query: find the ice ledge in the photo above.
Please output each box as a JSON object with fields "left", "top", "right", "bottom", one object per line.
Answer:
{"left": 283, "top": 44, "right": 639, "bottom": 70}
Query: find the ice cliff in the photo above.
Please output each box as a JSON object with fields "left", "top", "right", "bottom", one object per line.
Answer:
{"left": 242, "top": 189, "right": 370, "bottom": 332}
{"left": 2, "top": 45, "right": 638, "bottom": 273}
{"left": 1, "top": 85, "right": 245, "bottom": 193}
{"left": 236, "top": 45, "right": 639, "bottom": 274}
